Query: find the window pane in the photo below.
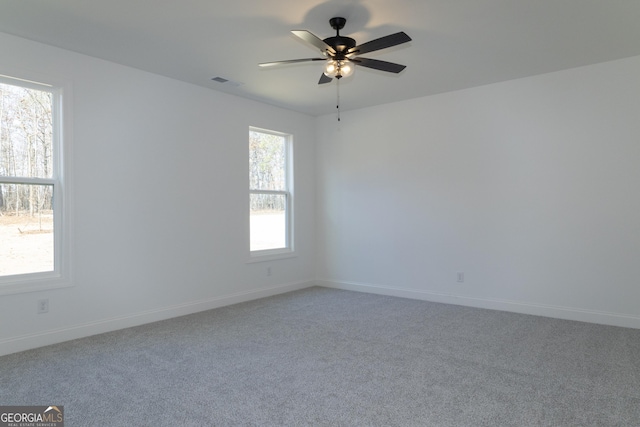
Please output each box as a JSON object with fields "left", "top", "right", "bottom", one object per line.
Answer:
{"left": 249, "top": 131, "right": 285, "bottom": 191}
{"left": 0, "top": 83, "right": 54, "bottom": 179}
{"left": 0, "top": 183, "right": 54, "bottom": 276}
{"left": 250, "top": 193, "right": 286, "bottom": 251}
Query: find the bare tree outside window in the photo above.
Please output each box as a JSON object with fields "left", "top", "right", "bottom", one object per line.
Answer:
{"left": 249, "top": 128, "right": 292, "bottom": 252}
{"left": 0, "top": 81, "right": 55, "bottom": 276}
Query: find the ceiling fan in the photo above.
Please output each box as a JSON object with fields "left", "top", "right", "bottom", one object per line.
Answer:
{"left": 259, "top": 17, "right": 411, "bottom": 84}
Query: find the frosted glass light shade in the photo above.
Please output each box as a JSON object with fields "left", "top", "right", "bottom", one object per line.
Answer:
{"left": 324, "top": 59, "right": 354, "bottom": 79}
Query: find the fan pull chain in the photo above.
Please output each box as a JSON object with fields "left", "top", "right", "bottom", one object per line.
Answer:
{"left": 336, "top": 78, "right": 341, "bottom": 121}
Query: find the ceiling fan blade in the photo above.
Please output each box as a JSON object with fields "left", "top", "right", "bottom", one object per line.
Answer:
{"left": 291, "top": 30, "right": 336, "bottom": 55}
{"left": 259, "top": 58, "right": 325, "bottom": 67}
{"left": 353, "top": 57, "right": 407, "bottom": 73}
{"left": 318, "top": 73, "right": 332, "bottom": 84}
{"left": 347, "top": 32, "right": 411, "bottom": 56}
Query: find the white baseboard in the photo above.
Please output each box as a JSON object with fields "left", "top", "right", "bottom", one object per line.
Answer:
{"left": 0, "top": 280, "right": 315, "bottom": 357}
{"left": 317, "top": 279, "right": 640, "bottom": 330}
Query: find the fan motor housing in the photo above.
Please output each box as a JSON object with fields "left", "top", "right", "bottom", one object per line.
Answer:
{"left": 323, "top": 36, "right": 356, "bottom": 53}
{"left": 325, "top": 17, "right": 355, "bottom": 54}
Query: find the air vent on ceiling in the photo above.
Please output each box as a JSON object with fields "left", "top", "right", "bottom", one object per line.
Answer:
{"left": 211, "top": 76, "right": 243, "bottom": 87}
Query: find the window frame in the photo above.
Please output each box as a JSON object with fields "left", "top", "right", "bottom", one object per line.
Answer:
{"left": 248, "top": 126, "right": 295, "bottom": 261}
{"left": 0, "top": 72, "right": 73, "bottom": 295}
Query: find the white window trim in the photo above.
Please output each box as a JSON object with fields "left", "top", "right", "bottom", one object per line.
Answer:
{"left": 0, "top": 71, "right": 73, "bottom": 295}
{"left": 249, "top": 127, "right": 294, "bottom": 261}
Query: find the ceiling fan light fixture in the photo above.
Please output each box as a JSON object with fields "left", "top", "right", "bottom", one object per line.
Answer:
{"left": 323, "top": 59, "right": 337, "bottom": 76}
{"left": 324, "top": 58, "right": 354, "bottom": 79}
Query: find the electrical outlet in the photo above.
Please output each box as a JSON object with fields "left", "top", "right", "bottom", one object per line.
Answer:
{"left": 456, "top": 272, "right": 465, "bottom": 283}
{"left": 38, "top": 299, "right": 49, "bottom": 314}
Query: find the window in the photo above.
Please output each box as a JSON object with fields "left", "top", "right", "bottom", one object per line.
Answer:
{"left": 249, "top": 127, "right": 293, "bottom": 255}
{"left": 0, "top": 73, "right": 70, "bottom": 294}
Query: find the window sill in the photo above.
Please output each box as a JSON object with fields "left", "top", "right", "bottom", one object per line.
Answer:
{"left": 0, "top": 272, "right": 73, "bottom": 296}
{"left": 247, "top": 250, "right": 297, "bottom": 264}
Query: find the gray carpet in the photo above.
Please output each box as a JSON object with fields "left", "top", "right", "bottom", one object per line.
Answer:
{"left": 1, "top": 287, "right": 640, "bottom": 426}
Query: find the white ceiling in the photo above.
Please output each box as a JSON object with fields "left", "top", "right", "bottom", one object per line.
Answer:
{"left": 2, "top": 0, "right": 640, "bottom": 116}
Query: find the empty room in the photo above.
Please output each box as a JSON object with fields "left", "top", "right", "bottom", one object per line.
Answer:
{"left": 1, "top": 1, "right": 640, "bottom": 425}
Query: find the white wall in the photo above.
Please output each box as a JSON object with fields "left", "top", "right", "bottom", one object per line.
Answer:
{"left": 0, "top": 32, "right": 316, "bottom": 355}
{"left": 316, "top": 55, "right": 640, "bottom": 328}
